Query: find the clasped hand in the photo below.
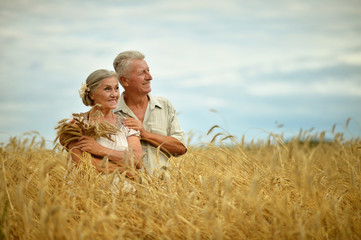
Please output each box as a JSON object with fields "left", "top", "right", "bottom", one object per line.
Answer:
{"left": 122, "top": 118, "right": 144, "bottom": 133}
{"left": 76, "top": 135, "right": 103, "bottom": 156}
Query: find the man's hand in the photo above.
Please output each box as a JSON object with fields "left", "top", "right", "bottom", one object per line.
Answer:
{"left": 122, "top": 118, "right": 144, "bottom": 134}
{"left": 122, "top": 118, "right": 186, "bottom": 156}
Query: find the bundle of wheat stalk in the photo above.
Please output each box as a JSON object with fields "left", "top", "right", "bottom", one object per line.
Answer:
{"left": 53, "top": 106, "right": 121, "bottom": 173}
{"left": 0, "top": 125, "right": 360, "bottom": 239}
{"left": 54, "top": 106, "right": 119, "bottom": 149}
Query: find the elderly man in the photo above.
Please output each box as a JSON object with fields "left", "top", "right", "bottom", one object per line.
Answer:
{"left": 113, "top": 50, "right": 187, "bottom": 175}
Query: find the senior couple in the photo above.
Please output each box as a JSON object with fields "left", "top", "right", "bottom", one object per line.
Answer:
{"left": 60, "top": 50, "right": 187, "bottom": 180}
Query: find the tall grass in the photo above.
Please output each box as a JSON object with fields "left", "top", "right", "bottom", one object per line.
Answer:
{"left": 0, "top": 128, "right": 360, "bottom": 239}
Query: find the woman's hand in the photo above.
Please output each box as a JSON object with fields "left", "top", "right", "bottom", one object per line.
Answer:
{"left": 76, "top": 135, "right": 104, "bottom": 156}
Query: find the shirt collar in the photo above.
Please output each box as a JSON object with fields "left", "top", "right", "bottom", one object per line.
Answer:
{"left": 114, "top": 92, "right": 163, "bottom": 117}
{"left": 148, "top": 94, "right": 163, "bottom": 110}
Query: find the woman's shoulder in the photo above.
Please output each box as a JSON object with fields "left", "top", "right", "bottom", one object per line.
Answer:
{"left": 115, "top": 114, "right": 126, "bottom": 126}
{"left": 114, "top": 115, "right": 140, "bottom": 137}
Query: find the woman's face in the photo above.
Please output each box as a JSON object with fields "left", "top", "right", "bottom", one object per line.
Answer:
{"left": 90, "top": 76, "right": 119, "bottom": 110}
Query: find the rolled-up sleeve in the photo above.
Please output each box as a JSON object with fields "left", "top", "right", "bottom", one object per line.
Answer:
{"left": 168, "top": 106, "right": 187, "bottom": 146}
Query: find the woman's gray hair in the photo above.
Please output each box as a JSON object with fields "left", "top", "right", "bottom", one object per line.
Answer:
{"left": 82, "top": 69, "right": 118, "bottom": 106}
{"left": 113, "top": 50, "right": 145, "bottom": 78}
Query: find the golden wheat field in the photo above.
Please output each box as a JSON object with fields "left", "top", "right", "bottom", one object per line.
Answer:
{"left": 1, "top": 127, "right": 360, "bottom": 240}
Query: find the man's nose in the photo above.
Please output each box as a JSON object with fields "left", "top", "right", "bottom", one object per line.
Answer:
{"left": 146, "top": 71, "right": 152, "bottom": 80}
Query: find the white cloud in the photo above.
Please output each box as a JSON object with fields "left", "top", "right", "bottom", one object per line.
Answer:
{"left": 0, "top": 101, "right": 48, "bottom": 112}
{"left": 0, "top": 115, "right": 25, "bottom": 127}
{"left": 338, "top": 52, "right": 361, "bottom": 65}
{"left": 167, "top": 92, "right": 228, "bottom": 109}
{"left": 246, "top": 78, "right": 361, "bottom": 97}
{"left": 177, "top": 70, "right": 244, "bottom": 88}
{"left": 312, "top": 78, "right": 361, "bottom": 96}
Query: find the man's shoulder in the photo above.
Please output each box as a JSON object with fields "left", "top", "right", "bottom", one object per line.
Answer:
{"left": 149, "top": 95, "right": 173, "bottom": 108}
{"left": 150, "top": 94, "right": 170, "bottom": 102}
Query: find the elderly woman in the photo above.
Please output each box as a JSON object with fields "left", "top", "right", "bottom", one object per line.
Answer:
{"left": 59, "top": 69, "right": 143, "bottom": 178}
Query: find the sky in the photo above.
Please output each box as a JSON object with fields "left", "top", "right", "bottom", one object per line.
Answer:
{"left": 1, "top": 0, "right": 361, "bottom": 146}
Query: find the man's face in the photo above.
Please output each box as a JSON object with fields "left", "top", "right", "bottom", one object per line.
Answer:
{"left": 123, "top": 59, "right": 152, "bottom": 95}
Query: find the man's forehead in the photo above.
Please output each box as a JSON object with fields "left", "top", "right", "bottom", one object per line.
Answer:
{"left": 131, "top": 59, "right": 149, "bottom": 70}
{"left": 131, "top": 59, "right": 147, "bottom": 66}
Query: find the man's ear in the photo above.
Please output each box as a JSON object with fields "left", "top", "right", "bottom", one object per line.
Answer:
{"left": 119, "top": 76, "right": 129, "bottom": 87}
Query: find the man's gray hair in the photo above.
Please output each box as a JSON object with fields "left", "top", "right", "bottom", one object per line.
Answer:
{"left": 113, "top": 50, "right": 145, "bottom": 78}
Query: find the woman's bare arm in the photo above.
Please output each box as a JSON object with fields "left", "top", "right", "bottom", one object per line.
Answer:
{"left": 75, "top": 135, "right": 143, "bottom": 169}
